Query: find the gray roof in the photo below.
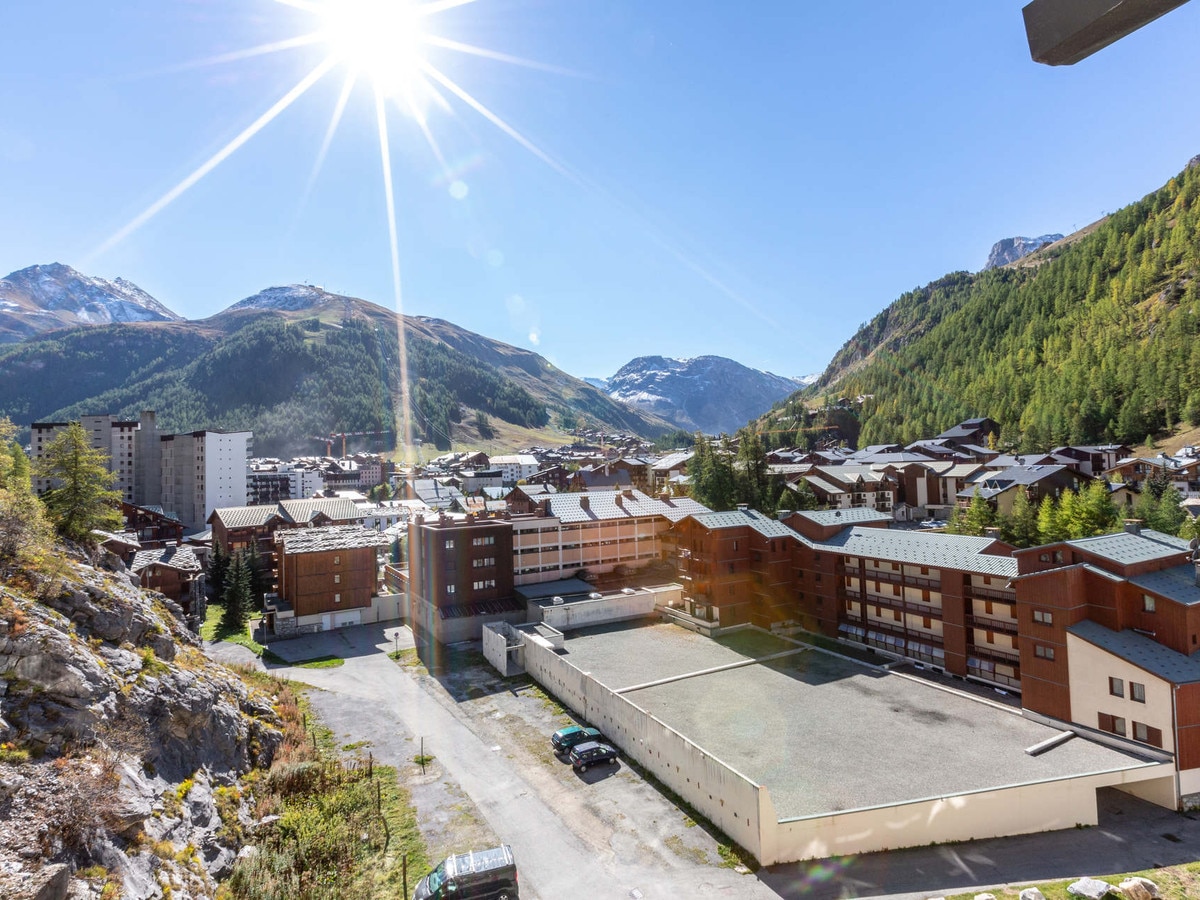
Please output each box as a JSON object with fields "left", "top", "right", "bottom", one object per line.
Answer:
{"left": 652, "top": 450, "right": 694, "bottom": 472}
{"left": 1128, "top": 563, "right": 1200, "bottom": 607}
{"left": 1068, "top": 620, "right": 1200, "bottom": 684}
{"left": 1067, "top": 529, "right": 1191, "bottom": 566}
{"left": 131, "top": 545, "right": 202, "bottom": 573}
{"left": 691, "top": 508, "right": 799, "bottom": 540}
{"left": 515, "top": 577, "right": 595, "bottom": 602}
{"left": 815, "top": 526, "right": 1018, "bottom": 576}
{"left": 279, "top": 525, "right": 389, "bottom": 554}
{"left": 803, "top": 476, "right": 847, "bottom": 496}
{"left": 209, "top": 505, "right": 281, "bottom": 529}
{"left": 793, "top": 508, "right": 892, "bottom": 527}
{"left": 278, "top": 497, "right": 361, "bottom": 524}
{"left": 544, "top": 489, "right": 710, "bottom": 525}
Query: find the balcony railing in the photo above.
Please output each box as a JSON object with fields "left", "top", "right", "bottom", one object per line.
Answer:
{"left": 966, "top": 584, "right": 1014, "bottom": 602}
{"left": 969, "top": 643, "right": 1020, "bottom": 664}
{"left": 969, "top": 613, "right": 1019, "bottom": 635}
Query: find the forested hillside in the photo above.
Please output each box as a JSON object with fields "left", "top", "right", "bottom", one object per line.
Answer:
{"left": 776, "top": 159, "right": 1200, "bottom": 450}
{"left": 0, "top": 305, "right": 668, "bottom": 455}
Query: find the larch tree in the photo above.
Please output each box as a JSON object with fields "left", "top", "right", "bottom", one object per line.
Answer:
{"left": 0, "top": 417, "right": 52, "bottom": 570}
{"left": 32, "top": 423, "right": 122, "bottom": 543}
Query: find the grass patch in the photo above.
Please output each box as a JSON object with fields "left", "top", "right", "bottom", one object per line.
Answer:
{"left": 342, "top": 740, "right": 371, "bottom": 752}
{"left": 389, "top": 648, "right": 423, "bottom": 668}
{"left": 201, "top": 603, "right": 265, "bottom": 655}
{"left": 292, "top": 655, "right": 345, "bottom": 669}
{"left": 943, "top": 863, "right": 1200, "bottom": 900}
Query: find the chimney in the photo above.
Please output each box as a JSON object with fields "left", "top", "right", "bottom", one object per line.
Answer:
{"left": 984, "top": 526, "right": 1002, "bottom": 539}
{"left": 777, "top": 509, "right": 793, "bottom": 521}
{"left": 614, "top": 493, "right": 623, "bottom": 508}
{"left": 736, "top": 503, "right": 749, "bottom": 512}
{"left": 580, "top": 496, "right": 590, "bottom": 510}
{"left": 1124, "top": 519, "right": 1143, "bottom": 535}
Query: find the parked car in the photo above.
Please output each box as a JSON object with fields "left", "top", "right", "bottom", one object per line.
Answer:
{"left": 551, "top": 725, "right": 602, "bottom": 754}
{"left": 412, "top": 844, "right": 518, "bottom": 900}
{"left": 569, "top": 740, "right": 619, "bottom": 772}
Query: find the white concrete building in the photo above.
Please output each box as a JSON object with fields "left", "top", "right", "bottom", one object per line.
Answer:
{"left": 31, "top": 414, "right": 140, "bottom": 504}
{"left": 488, "top": 454, "right": 539, "bottom": 486}
{"left": 161, "top": 430, "right": 250, "bottom": 530}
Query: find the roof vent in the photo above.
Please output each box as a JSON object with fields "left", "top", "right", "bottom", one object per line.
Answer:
{"left": 1124, "top": 519, "right": 1143, "bottom": 535}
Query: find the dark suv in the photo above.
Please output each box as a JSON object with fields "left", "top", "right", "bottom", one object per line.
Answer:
{"left": 412, "top": 844, "right": 518, "bottom": 900}
{"left": 568, "top": 740, "right": 619, "bottom": 772}
{"left": 551, "top": 725, "right": 602, "bottom": 754}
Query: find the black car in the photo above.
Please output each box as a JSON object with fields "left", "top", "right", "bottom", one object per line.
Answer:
{"left": 551, "top": 725, "right": 602, "bottom": 754}
{"left": 412, "top": 844, "right": 519, "bottom": 900}
{"left": 568, "top": 740, "right": 619, "bottom": 772}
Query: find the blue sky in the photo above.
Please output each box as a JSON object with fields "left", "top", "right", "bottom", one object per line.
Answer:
{"left": 3, "top": 1, "right": 1200, "bottom": 381}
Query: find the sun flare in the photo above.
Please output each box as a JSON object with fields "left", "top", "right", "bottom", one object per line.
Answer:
{"left": 317, "top": 0, "right": 429, "bottom": 99}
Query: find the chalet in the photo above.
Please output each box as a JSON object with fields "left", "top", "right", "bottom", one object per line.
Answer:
{"left": 130, "top": 545, "right": 205, "bottom": 611}
{"left": 270, "top": 525, "right": 389, "bottom": 633}
{"left": 958, "top": 464, "right": 1088, "bottom": 515}
{"left": 935, "top": 417, "right": 1000, "bottom": 447}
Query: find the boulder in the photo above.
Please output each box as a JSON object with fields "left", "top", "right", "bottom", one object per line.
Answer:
{"left": 1019, "top": 889, "right": 1046, "bottom": 900}
{"left": 973, "top": 894, "right": 997, "bottom": 900}
{"left": 1118, "top": 878, "right": 1158, "bottom": 900}
{"left": 1067, "top": 877, "right": 1116, "bottom": 899}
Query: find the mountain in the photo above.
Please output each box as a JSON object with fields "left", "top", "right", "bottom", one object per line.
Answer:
{"left": 0, "top": 263, "right": 181, "bottom": 344}
{"left": 603, "top": 355, "right": 802, "bottom": 435}
{"left": 983, "top": 234, "right": 1065, "bottom": 270}
{"left": 765, "top": 157, "right": 1200, "bottom": 452}
{"left": 0, "top": 280, "right": 672, "bottom": 454}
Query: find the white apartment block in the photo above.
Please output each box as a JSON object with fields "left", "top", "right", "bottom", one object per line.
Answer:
{"left": 160, "top": 430, "right": 250, "bottom": 530}
{"left": 284, "top": 462, "right": 326, "bottom": 499}
{"left": 32, "top": 415, "right": 140, "bottom": 504}
{"left": 488, "top": 454, "right": 539, "bottom": 486}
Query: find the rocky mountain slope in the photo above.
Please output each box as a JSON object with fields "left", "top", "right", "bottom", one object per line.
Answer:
{"left": 0, "top": 272, "right": 673, "bottom": 454}
{"left": 766, "top": 155, "right": 1200, "bottom": 449}
{"left": 601, "top": 355, "right": 802, "bottom": 435}
{"left": 0, "top": 546, "right": 281, "bottom": 899}
{"left": 0, "top": 264, "right": 181, "bottom": 345}
{"left": 983, "top": 234, "right": 1064, "bottom": 269}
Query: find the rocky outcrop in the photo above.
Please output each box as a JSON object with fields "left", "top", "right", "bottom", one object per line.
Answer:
{"left": 984, "top": 234, "right": 1064, "bottom": 269}
{"left": 0, "top": 550, "right": 283, "bottom": 898}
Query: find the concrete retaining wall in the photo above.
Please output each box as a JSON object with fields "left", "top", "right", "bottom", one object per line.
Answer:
{"left": 522, "top": 634, "right": 766, "bottom": 860}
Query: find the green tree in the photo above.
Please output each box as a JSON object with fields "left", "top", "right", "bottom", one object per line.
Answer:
{"left": 1073, "top": 480, "right": 1120, "bottom": 539}
{"left": 734, "top": 428, "right": 768, "bottom": 510}
{"left": 222, "top": 551, "right": 250, "bottom": 633}
{"left": 0, "top": 417, "right": 52, "bottom": 570}
{"left": 246, "top": 541, "right": 269, "bottom": 605}
{"left": 789, "top": 480, "right": 819, "bottom": 511}
{"left": 208, "top": 541, "right": 229, "bottom": 603}
{"left": 999, "top": 489, "right": 1040, "bottom": 548}
{"left": 1037, "top": 496, "right": 1067, "bottom": 544}
{"left": 1147, "top": 485, "right": 1186, "bottom": 535}
{"left": 962, "top": 489, "right": 997, "bottom": 536}
{"left": 33, "top": 423, "right": 122, "bottom": 543}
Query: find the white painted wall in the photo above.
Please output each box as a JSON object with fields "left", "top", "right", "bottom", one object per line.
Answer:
{"left": 1067, "top": 633, "right": 1175, "bottom": 753}
{"left": 539, "top": 592, "right": 655, "bottom": 630}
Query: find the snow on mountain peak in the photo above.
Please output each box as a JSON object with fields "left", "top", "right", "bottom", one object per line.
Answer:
{"left": 228, "top": 284, "right": 338, "bottom": 312}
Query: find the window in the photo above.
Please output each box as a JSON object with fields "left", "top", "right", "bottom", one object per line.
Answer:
{"left": 1131, "top": 682, "right": 1146, "bottom": 703}
{"left": 333, "top": 555, "right": 340, "bottom": 565}
{"left": 732, "top": 541, "right": 738, "bottom": 551}
{"left": 445, "top": 539, "right": 455, "bottom": 550}
{"left": 334, "top": 574, "right": 341, "bottom": 584}
{"left": 1033, "top": 609, "right": 1053, "bottom": 625}
{"left": 1133, "top": 721, "right": 1149, "bottom": 743}
{"left": 1142, "top": 594, "right": 1156, "bottom": 613}
{"left": 1053, "top": 550, "right": 1064, "bottom": 563}
{"left": 1112, "top": 716, "right": 1126, "bottom": 736}
{"left": 1034, "top": 644, "right": 1055, "bottom": 660}
{"left": 1109, "top": 677, "right": 1123, "bottom": 697}
{"left": 446, "top": 585, "right": 456, "bottom": 595}
{"left": 333, "top": 593, "right": 340, "bottom": 603}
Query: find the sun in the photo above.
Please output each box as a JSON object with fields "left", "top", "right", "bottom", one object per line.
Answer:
{"left": 316, "top": 0, "right": 429, "bottom": 99}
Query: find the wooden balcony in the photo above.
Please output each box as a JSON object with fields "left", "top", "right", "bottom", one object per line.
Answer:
{"left": 969, "top": 643, "right": 1020, "bottom": 665}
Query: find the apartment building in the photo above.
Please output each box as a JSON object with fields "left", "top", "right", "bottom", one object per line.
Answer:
{"left": 160, "top": 430, "right": 250, "bottom": 530}
{"left": 32, "top": 414, "right": 140, "bottom": 503}
{"left": 510, "top": 490, "right": 708, "bottom": 587}
{"left": 487, "top": 454, "right": 539, "bottom": 485}
{"left": 274, "top": 525, "right": 389, "bottom": 628}
{"left": 1012, "top": 522, "right": 1200, "bottom": 804}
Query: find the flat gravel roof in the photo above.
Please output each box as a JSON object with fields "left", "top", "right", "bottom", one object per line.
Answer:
{"left": 559, "top": 623, "right": 1157, "bottom": 820}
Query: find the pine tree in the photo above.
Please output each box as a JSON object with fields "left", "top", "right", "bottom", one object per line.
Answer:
{"left": 0, "top": 417, "right": 52, "bottom": 570}
{"left": 1000, "top": 489, "right": 1040, "bottom": 548}
{"left": 33, "top": 423, "right": 122, "bottom": 542}
{"left": 222, "top": 551, "right": 250, "bottom": 633}
{"left": 962, "top": 489, "right": 997, "bottom": 536}
{"left": 1037, "top": 496, "right": 1067, "bottom": 544}
{"left": 246, "top": 540, "right": 269, "bottom": 604}
{"left": 208, "top": 541, "right": 228, "bottom": 603}
{"left": 1075, "top": 480, "right": 1120, "bottom": 539}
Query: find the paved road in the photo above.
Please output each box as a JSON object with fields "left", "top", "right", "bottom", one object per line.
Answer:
{"left": 242, "top": 622, "right": 774, "bottom": 899}
{"left": 207, "top": 623, "right": 1200, "bottom": 900}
